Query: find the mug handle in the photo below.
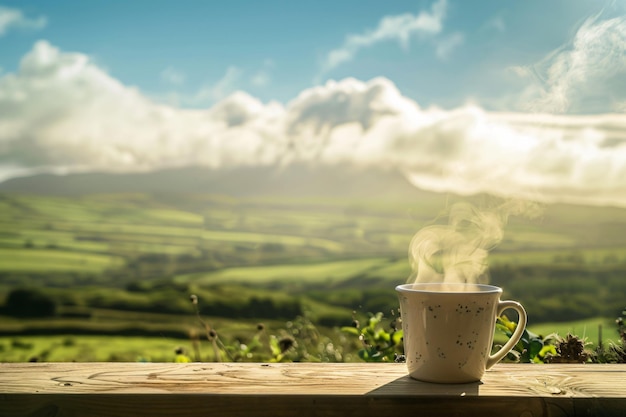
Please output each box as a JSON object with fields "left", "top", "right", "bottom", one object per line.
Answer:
{"left": 486, "top": 300, "right": 527, "bottom": 369}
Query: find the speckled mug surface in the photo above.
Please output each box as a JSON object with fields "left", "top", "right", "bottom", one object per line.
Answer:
{"left": 396, "top": 283, "right": 527, "bottom": 384}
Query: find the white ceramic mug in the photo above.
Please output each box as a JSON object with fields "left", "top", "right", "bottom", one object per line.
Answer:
{"left": 396, "top": 283, "right": 527, "bottom": 383}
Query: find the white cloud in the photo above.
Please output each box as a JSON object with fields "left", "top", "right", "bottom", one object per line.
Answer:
{"left": 2, "top": 41, "right": 626, "bottom": 208}
{"left": 0, "top": 5, "right": 47, "bottom": 36}
{"left": 192, "top": 66, "right": 243, "bottom": 105}
{"left": 320, "top": 0, "right": 447, "bottom": 73}
{"left": 515, "top": 13, "right": 626, "bottom": 114}
{"left": 161, "top": 66, "right": 185, "bottom": 85}
{"left": 435, "top": 32, "right": 464, "bottom": 60}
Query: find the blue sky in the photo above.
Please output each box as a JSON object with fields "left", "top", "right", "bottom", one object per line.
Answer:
{"left": 0, "top": 0, "right": 612, "bottom": 108}
{"left": 0, "top": 0, "right": 625, "bottom": 207}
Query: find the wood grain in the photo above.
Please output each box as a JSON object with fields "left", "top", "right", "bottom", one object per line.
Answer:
{"left": 0, "top": 363, "right": 624, "bottom": 416}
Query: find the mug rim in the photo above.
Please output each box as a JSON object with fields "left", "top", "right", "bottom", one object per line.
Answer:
{"left": 396, "top": 282, "right": 502, "bottom": 294}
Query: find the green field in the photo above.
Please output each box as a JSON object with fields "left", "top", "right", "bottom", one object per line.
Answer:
{"left": 1, "top": 191, "right": 626, "bottom": 362}
{"left": 175, "top": 258, "right": 399, "bottom": 286}
{"left": 0, "top": 335, "right": 187, "bottom": 362}
{"left": 528, "top": 317, "right": 621, "bottom": 347}
{"left": 0, "top": 248, "right": 124, "bottom": 272}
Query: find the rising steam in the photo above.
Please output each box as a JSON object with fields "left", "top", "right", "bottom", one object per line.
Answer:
{"left": 408, "top": 199, "right": 543, "bottom": 285}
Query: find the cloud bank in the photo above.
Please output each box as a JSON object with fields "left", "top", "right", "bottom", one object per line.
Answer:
{"left": 1, "top": 40, "right": 626, "bottom": 208}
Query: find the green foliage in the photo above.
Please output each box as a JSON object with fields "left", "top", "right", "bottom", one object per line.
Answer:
{"left": 341, "top": 312, "right": 403, "bottom": 362}
{"left": 4, "top": 288, "right": 57, "bottom": 318}
{"left": 188, "top": 294, "right": 347, "bottom": 363}
{"left": 497, "top": 308, "right": 626, "bottom": 364}
{"left": 497, "top": 315, "right": 592, "bottom": 364}
{"left": 497, "top": 315, "right": 549, "bottom": 363}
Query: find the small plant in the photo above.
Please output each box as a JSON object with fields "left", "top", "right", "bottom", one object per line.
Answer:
{"left": 598, "top": 341, "right": 626, "bottom": 363}
{"left": 497, "top": 308, "right": 626, "bottom": 364}
{"left": 174, "top": 346, "right": 192, "bottom": 363}
{"left": 268, "top": 335, "right": 296, "bottom": 362}
{"left": 617, "top": 309, "right": 626, "bottom": 344}
{"left": 595, "top": 308, "right": 626, "bottom": 363}
{"left": 186, "top": 294, "right": 343, "bottom": 363}
{"left": 222, "top": 323, "right": 268, "bottom": 361}
{"left": 268, "top": 313, "right": 347, "bottom": 362}
{"left": 341, "top": 311, "right": 403, "bottom": 362}
{"left": 189, "top": 294, "right": 229, "bottom": 361}
{"left": 183, "top": 296, "right": 625, "bottom": 365}
{"left": 496, "top": 315, "right": 556, "bottom": 363}
{"left": 544, "top": 333, "right": 592, "bottom": 363}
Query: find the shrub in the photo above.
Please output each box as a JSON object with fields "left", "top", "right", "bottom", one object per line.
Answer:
{"left": 4, "top": 288, "right": 57, "bottom": 318}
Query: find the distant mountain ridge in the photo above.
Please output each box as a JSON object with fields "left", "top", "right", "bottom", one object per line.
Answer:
{"left": 4, "top": 163, "right": 626, "bottom": 248}
{"left": 0, "top": 164, "right": 430, "bottom": 200}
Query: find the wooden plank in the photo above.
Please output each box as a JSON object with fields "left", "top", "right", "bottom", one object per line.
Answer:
{"left": 0, "top": 363, "right": 624, "bottom": 417}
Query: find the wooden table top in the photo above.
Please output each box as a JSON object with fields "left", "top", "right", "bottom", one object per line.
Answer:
{"left": 1, "top": 362, "right": 625, "bottom": 416}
